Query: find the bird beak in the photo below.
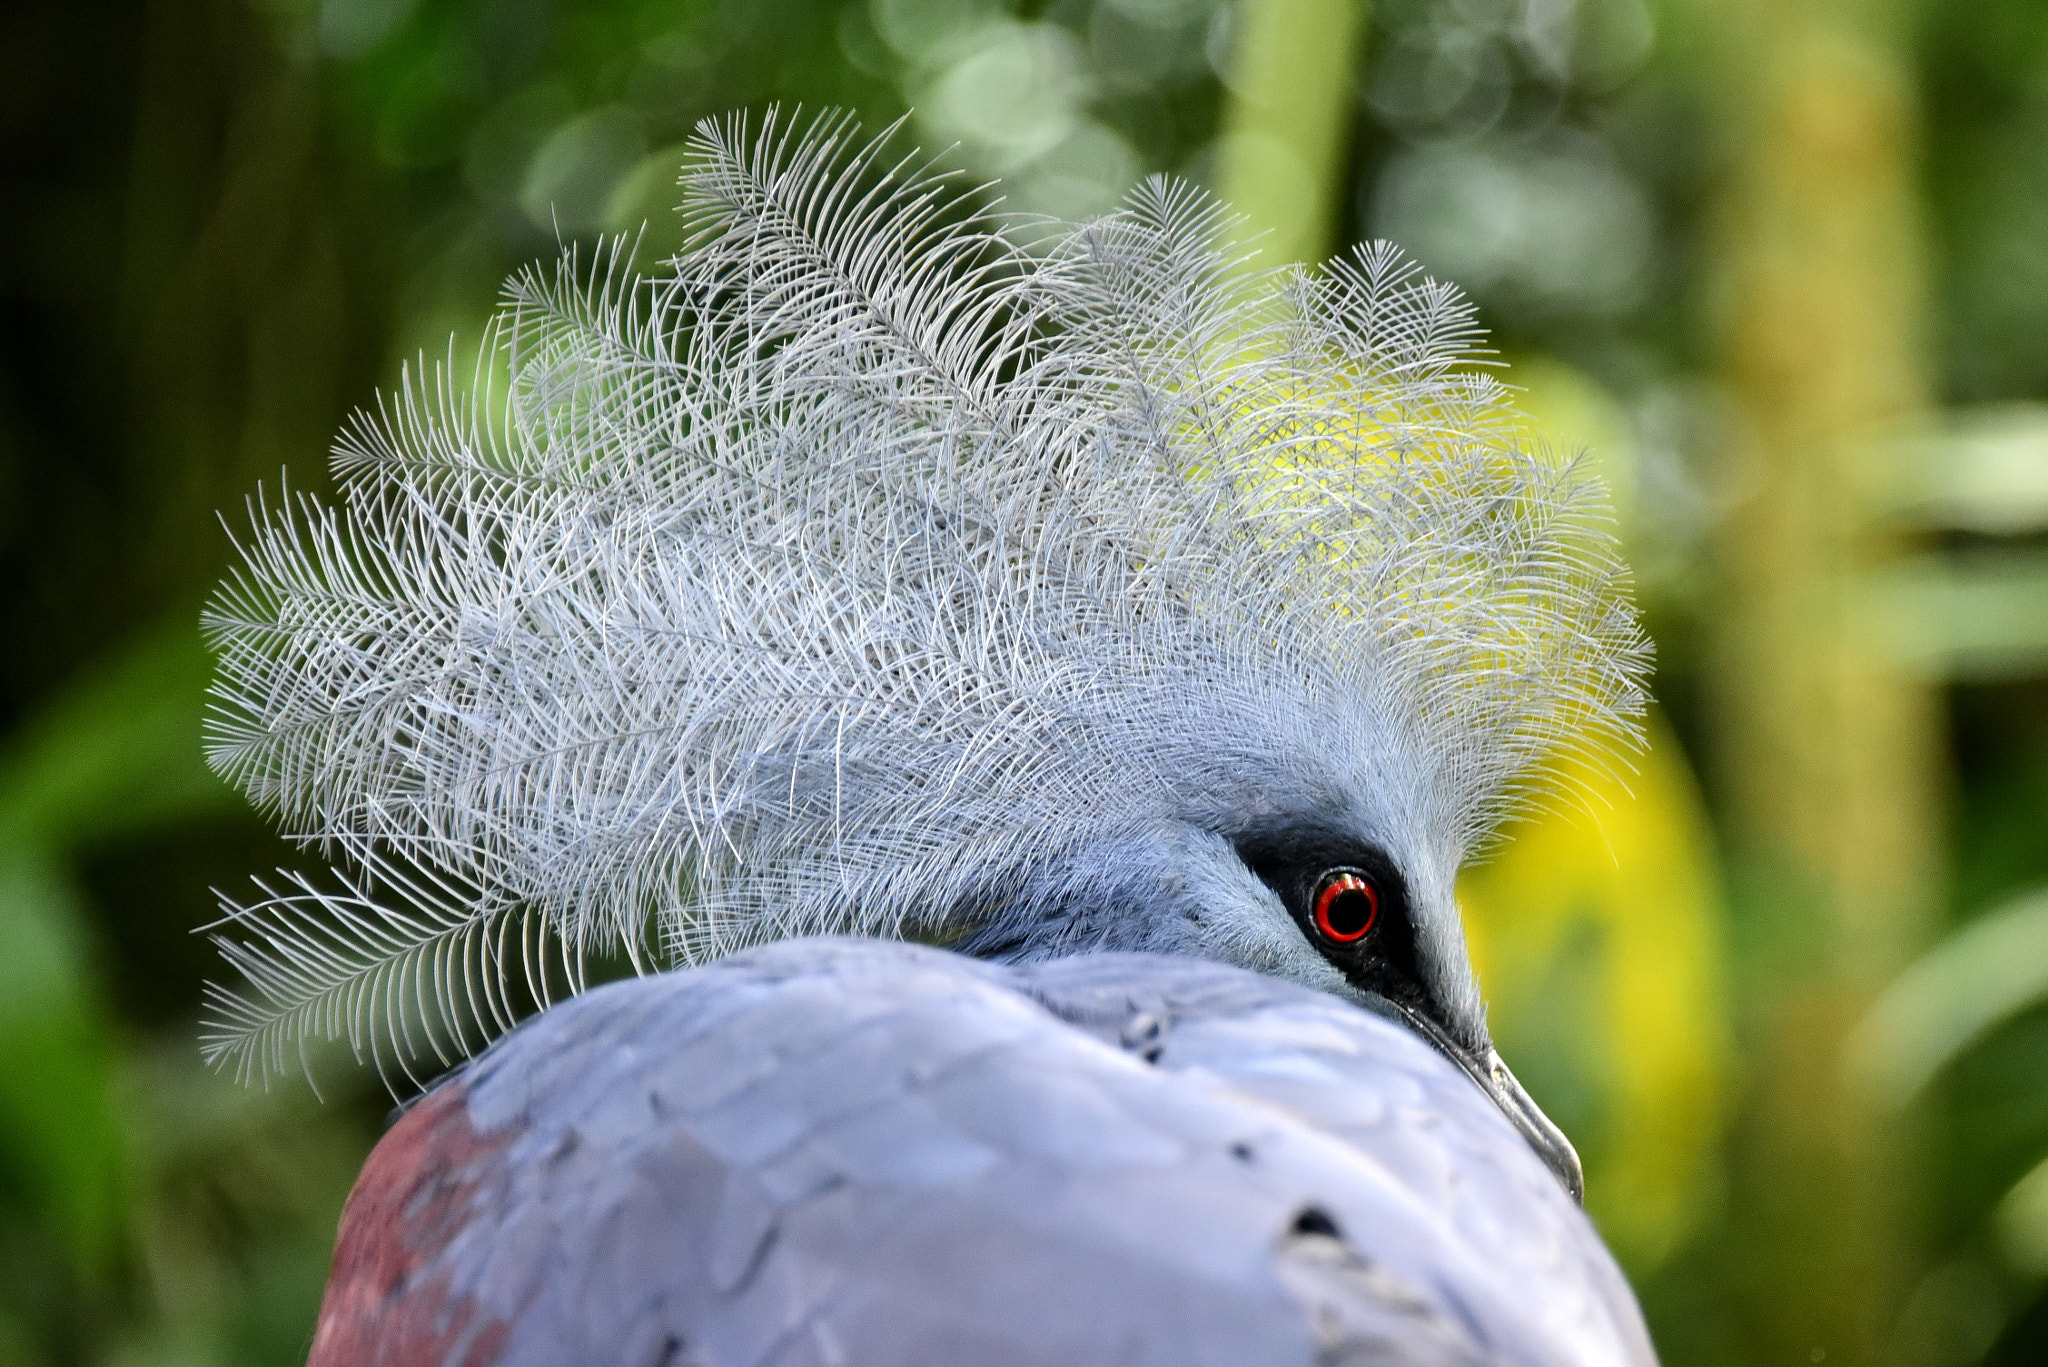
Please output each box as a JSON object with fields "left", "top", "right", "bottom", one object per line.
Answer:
{"left": 1470, "top": 1047, "right": 1585, "bottom": 1205}
{"left": 1386, "top": 1002, "right": 1586, "bottom": 1204}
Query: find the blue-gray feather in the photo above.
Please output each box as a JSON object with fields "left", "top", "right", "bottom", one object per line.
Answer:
{"left": 197, "top": 110, "right": 1646, "bottom": 1084}
{"left": 329, "top": 942, "right": 1648, "bottom": 1367}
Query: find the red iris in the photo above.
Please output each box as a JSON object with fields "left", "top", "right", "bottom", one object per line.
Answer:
{"left": 1312, "top": 871, "right": 1379, "bottom": 943}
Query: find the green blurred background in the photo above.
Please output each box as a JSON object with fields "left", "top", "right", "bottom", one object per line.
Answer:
{"left": 4, "top": 0, "right": 2048, "bottom": 1362}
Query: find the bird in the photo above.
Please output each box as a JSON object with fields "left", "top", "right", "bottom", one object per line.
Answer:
{"left": 200, "top": 110, "right": 1656, "bottom": 1366}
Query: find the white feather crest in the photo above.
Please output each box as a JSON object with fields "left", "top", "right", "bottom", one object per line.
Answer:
{"left": 201, "top": 109, "right": 1647, "bottom": 1085}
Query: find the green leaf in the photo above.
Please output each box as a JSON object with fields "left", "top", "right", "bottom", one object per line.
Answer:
{"left": 0, "top": 852, "right": 125, "bottom": 1274}
{"left": 0, "top": 617, "right": 236, "bottom": 851}
{"left": 1849, "top": 885, "right": 2048, "bottom": 1107}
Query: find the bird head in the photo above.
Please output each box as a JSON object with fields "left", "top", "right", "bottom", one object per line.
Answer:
{"left": 200, "top": 111, "right": 1644, "bottom": 1200}
{"left": 947, "top": 709, "right": 1585, "bottom": 1197}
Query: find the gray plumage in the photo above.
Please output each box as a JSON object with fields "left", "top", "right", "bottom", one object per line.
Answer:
{"left": 201, "top": 108, "right": 1660, "bottom": 1366}
{"left": 325, "top": 939, "right": 1651, "bottom": 1367}
{"left": 200, "top": 111, "right": 1645, "bottom": 1085}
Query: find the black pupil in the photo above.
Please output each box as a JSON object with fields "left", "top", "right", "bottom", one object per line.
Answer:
{"left": 1324, "top": 887, "right": 1374, "bottom": 938}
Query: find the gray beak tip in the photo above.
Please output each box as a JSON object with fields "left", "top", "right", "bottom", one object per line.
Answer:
{"left": 1483, "top": 1050, "right": 1585, "bottom": 1205}
{"left": 1382, "top": 1001, "right": 1587, "bottom": 1205}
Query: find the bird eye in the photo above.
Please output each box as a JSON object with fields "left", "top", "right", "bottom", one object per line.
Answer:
{"left": 1311, "top": 870, "right": 1379, "bottom": 944}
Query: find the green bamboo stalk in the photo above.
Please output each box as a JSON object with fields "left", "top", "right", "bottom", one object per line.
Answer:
{"left": 1704, "top": 2, "right": 1941, "bottom": 1361}
{"left": 1213, "top": 0, "right": 1370, "bottom": 266}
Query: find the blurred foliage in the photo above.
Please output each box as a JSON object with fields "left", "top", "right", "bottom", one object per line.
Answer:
{"left": 1461, "top": 711, "right": 1731, "bottom": 1275}
{"left": 2, "top": 0, "right": 2048, "bottom": 1363}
